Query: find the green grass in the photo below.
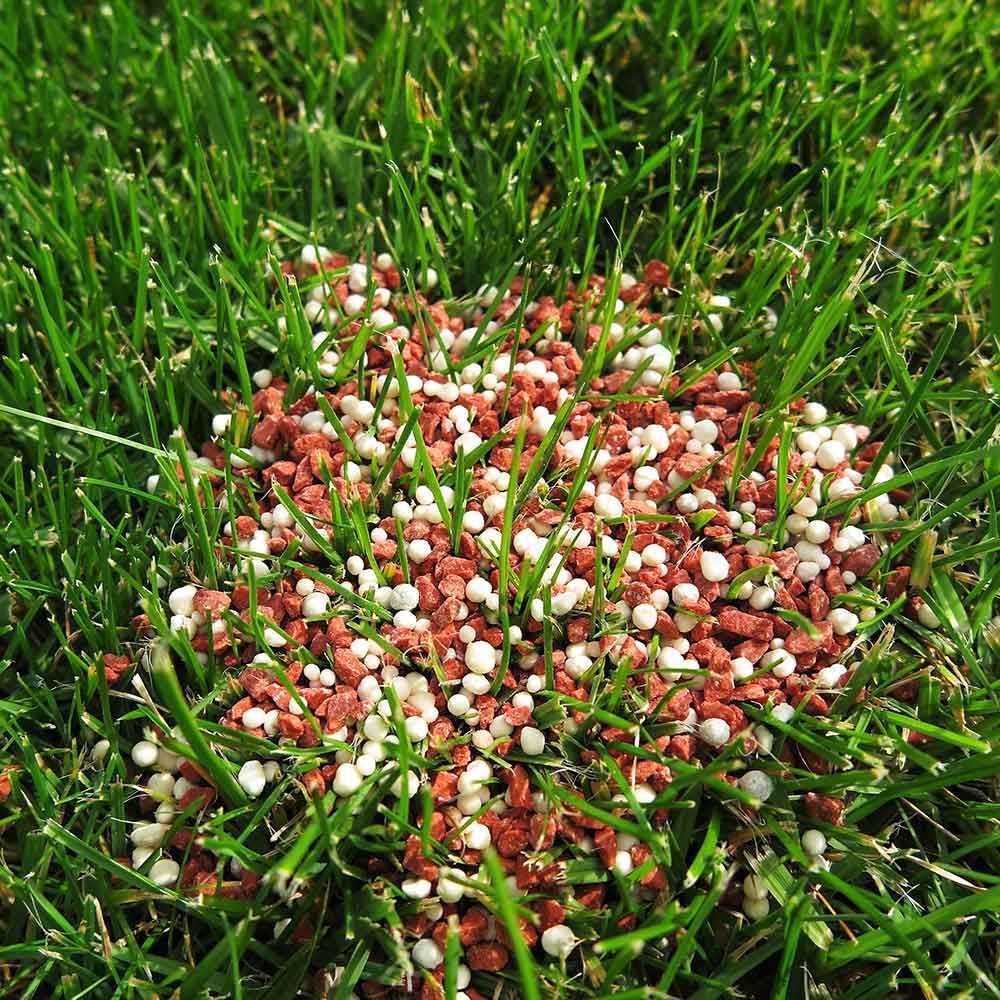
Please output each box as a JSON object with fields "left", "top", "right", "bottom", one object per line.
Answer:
{"left": 1, "top": 1, "right": 999, "bottom": 997}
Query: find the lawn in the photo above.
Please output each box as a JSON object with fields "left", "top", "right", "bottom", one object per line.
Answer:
{"left": 1, "top": 1, "right": 999, "bottom": 998}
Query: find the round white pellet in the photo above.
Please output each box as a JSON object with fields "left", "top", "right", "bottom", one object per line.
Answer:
{"left": 520, "top": 726, "right": 545, "bottom": 756}
{"left": 333, "top": 764, "right": 363, "bottom": 797}
{"left": 405, "top": 716, "right": 429, "bottom": 742}
{"left": 770, "top": 702, "right": 796, "bottom": 723}
{"left": 816, "top": 663, "right": 847, "bottom": 688}
{"left": 149, "top": 858, "right": 181, "bottom": 887}
{"left": 916, "top": 603, "right": 940, "bottom": 628}
{"left": 457, "top": 792, "right": 481, "bottom": 815}
{"left": 692, "top": 419, "right": 718, "bottom": 444}
{"left": 241, "top": 707, "right": 266, "bottom": 731}
{"left": 391, "top": 769, "right": 419, "bottom": 799}
{"left": 631, "top": 603, "right": 658, "bottom": 630}
{"left": 816, "top": 440, "right": 846, "bottom": 470}
{"left": 132, "top": 846, "right": 154, "bottom": 868}
{"left": 804, "top": 520, "right": 831, "bottom": 545}
{"left": 390, "top": 584, "right": 420, "bottom": 611}
{"left": 356, "top": 753, "right": 378, "bottom": 777}
{"left": 829, "top": 608, "right": 860, "bottom": 635}
{"left": 796, "top": 560, "right": 821, "bottom": 583}
{"left": 699, "top": 717, "right": 731, "bottom": 747}
{"left": 130, "top": 822, "right": 168, "bottom": 849}
{"left": 401, "top": 878, "right": 433, "bottom": 899}
{"left": 763, "top": 649, "right": 797, "bottom": 679}
{"left": 490, "top": 717, "right": 514, "bottom": 739}
{"left": 447, "top": 693, "right": 472, "bottom": 717}
{"left": 147, "top": 773, "right": 175, "bottom": 798}
{"left": 263, "top": 628, "right": 287, "bottom": 648}
{"left": 412, "top": 938, "right": 443, "bottom": 969}
{"left": 238, "top": 760, "right": 267, "bottom": 798}
{"left": 614, "top": 850, "right": 633, "bottom": 876}
{"left": 463, "top": 821, "right": 491, "bottom": 850}
{"left": 465, "top": 640, "right": 497, "bottom": 675}
{"left": 748, "top": 728, "right": 772, "bottom": 758}
{"left": 465, "top": 761, "right": 492, "bottom": 786}
{"left": 675, "top": 493, "right": 699, "bottom": 514}
{"left": 301, "top": 592, "right": 329, "bottom": 617}
{"left": 743, "top": 895, "right": 770, "bottom": 920}
{"left": 541, "top": 924, "right": 576, "bottom": 959}
{"left": 168, "top": 585, "right": 197, "bottom": 616}
{"left": 739, "top": 769, "right": 774, "bottom": 801}
{"left": 801, "top": 402, "right": 827, "bottom": 425}
{"left": 407, "top": 539, "right": 432, "bottom": 563}
{"left": 801, "top": 829, "right": 827, "bottom": 857}
{"left": 641, "top": 543, "right": 667, "bottom": 567}
{"left": 463, "top": 673, "right": 490, "bottom": 695}
{"left": 594, "top": 494, "right": 623, "bottom": 519}
{"left": 437, "top": 869, "right": 464, "bottom": 903}
{"left": 465, "top": 577, "right": 492, "bottom": 603}
{"left": 833, "top": 424, "right": 858, "bottom": 450}
{"left": 699, "top": 550, "right": 730, "bottom": 582}
{"left": 131, "top": 741, "right": 160, "bottom": 769}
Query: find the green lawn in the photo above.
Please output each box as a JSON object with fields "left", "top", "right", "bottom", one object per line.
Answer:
{"left": 2, "top": 1, "right": 999, "bottom": 997}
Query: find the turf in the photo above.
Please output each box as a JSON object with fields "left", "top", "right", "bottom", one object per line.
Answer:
{"left": 1, "top": 1, "right": 999, "bottom": 997}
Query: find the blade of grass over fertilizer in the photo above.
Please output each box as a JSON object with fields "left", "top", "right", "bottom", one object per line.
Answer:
{"left": 483, "top": 850, "right": 541, "bottom": 1000}
{"left": 150, "top": 644, "right": 248, "bottom": 808}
